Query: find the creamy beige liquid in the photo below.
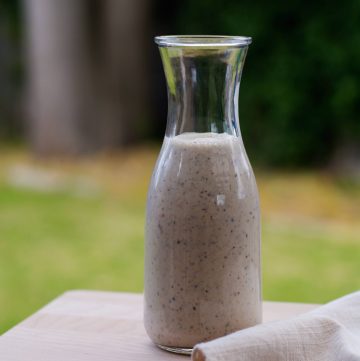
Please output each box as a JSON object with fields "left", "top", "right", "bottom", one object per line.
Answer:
{"left": 144, "top": 132, "right": 261, "bottom": 348}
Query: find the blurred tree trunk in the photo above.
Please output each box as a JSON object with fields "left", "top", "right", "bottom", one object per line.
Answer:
{"left": 24, "top": 0, "right": 149, "bottom": 155}
{"left": 95, "top": 0, "right": 150, "bottom": 148}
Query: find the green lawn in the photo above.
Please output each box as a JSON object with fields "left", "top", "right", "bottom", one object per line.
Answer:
{"left": 0, "top": 147, "right": 359, "bottom": 334}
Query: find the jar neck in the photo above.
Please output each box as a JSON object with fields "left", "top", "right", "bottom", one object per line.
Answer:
{"left": 158, "top": 44, "right": 249, "bottom": 137}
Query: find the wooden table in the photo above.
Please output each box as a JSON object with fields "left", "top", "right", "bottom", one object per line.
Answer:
{"left": 0, "top": 290, "right": 318, "bottom": 361}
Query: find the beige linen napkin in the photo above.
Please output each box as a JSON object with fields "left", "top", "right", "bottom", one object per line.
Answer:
{"left": 192, "top": 291, "right": 360, "bottom": 361}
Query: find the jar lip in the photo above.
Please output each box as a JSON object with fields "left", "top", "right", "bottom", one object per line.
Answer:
{"left": 155, "top": 35, "right": 252, "bottom": 48}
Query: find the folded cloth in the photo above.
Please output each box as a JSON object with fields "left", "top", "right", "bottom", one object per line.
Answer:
{"left": 192, "top": 291, "right": 360, "bottom": 361}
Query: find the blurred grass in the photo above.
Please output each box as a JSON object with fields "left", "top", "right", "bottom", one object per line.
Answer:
{"left": 0, "top": 146, "right": 359, "bottom": 334}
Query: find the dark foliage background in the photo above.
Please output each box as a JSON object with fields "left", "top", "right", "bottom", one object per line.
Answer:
{"left": 0, "top": 0, "right": 22, "bottom": 140}
{"left": 177, "top": 0, "right": 360, "bottom": 167}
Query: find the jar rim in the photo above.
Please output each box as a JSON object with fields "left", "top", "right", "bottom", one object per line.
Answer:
{"left": 155, "top": 35, "right": 252, "bottom": 48}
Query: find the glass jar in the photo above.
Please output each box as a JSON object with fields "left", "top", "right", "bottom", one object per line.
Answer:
{"left": 144, "top": 35, "right": 261, "bottom": 355}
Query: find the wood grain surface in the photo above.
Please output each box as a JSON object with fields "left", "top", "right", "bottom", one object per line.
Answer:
{"left": 0, "top": 291, "right": 318, "bottom": 361}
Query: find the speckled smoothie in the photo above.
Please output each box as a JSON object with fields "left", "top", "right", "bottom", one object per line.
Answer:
{"left": 144, "top": 132, "right": 261, "bottom": 348}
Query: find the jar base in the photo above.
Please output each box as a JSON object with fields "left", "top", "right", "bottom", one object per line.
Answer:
{"left": 156, "top": 343, "right": 193, "bottom": 355}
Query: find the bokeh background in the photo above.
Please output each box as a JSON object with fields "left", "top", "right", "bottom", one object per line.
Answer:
{"left": 1, "top": 0, "right": 359, "bottom": 334}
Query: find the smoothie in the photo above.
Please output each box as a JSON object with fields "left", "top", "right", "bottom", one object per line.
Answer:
{"left": 144, "top": 132, "right": 261, "bottom": 348}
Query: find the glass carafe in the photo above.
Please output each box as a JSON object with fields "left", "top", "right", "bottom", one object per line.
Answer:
{"left": 144, "top": 36, "right": 261, "bottom": 355}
